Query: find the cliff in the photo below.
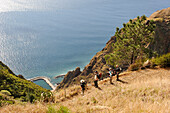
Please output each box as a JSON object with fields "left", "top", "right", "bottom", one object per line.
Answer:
{"left": 148, "top": 7, "right": 170, "bottom": 54}
{"left": 0, "top": 61, "right": 48, "bottom": 103}
{"left": 56, "top": 7, "right": 170, "bottom": 90}
{"left": 56, "top": 67, "right": 81, "bottom": 89}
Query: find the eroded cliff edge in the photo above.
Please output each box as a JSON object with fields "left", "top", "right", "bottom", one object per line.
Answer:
{"left": 56, "top": 7, "right": 170, "bottom": 90}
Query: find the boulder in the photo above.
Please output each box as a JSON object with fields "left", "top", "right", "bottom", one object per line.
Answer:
{"left": 56, "top": 67, "right": 81, "bottom": 89}
{"left": 143, "top": 60, "right": 151, "bottom": 68}
{"left": 17, "top": 74, "right": 25, "bottom": 79}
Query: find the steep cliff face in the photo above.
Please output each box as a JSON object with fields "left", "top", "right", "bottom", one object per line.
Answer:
{"left": 56, "top": 37, "right": 116, "bottom": 90}
{"left": 148, "top": 7, "right": 170, "bottom": 55}
{"left": 56, "top": 67, "right": 81, "bottom": 89}
{"left": 0, "top": 61, "right": 48, "bottom": 101}
{"left": 56, "top": 7, "right": 170, "bottom": 90}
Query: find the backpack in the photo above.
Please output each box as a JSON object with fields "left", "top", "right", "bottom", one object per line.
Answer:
{"left": 81, "top": 82, "right": 86, "bottom": 87}
{"left": 80, "top": 80, "right": 86, "bottom": 88}
{"left": 97, "top": 73, "right": 101, "bottom": 79}
{"left": 99, "top": 73, "right": 102, "bottom": 78}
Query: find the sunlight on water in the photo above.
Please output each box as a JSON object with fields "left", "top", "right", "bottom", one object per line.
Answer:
{"left": 0, "top": 0, "right": 56, "bottom": 12}
{"left": 0, "top": 0, "right": 99, "bottom": 12}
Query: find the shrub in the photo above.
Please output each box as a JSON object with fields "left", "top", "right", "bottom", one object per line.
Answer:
{"left": 91, "top": 97, "right": 98, "bottom": 104}
{"left": 151, "top": 53, "right": 170, "bottom": 68}
{"left": 41, "top": 92, "right": 55, "bottom": 103}
{"left": 57, "top": 106, "right": 71, "bottom": 113}
{"left": 0, "top": 90, "right": 11, "bottom": 96}
{"left": 128, "top": 63, "right": 142, "bottom": 71}
{"left": 154, "top": 18, "right": 164, "bottom": 22}
{"left": 6, "top": 100, "right": 15, "bottom": 104}
{"left": 47, "top": 105, "right": 57, "bottom": 113}
{"left": 0, "top": 93, "right": 15, "bottom": 106}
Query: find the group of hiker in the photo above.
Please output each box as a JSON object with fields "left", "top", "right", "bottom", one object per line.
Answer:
{"left": 80, "top": 65, "right": 122, "bottom": 95}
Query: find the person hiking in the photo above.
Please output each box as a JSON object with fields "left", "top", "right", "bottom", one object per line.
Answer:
{"left": 115, "top": 65, "right": 122, "bottom": 81}
{"left": 80, "top": 79, "right": 86, "bottom": 95}
{"left": 109, "top": 68, "right": 115, "bottom": 84}
{"left": 94, "top": 71, "right": 99, "bottom": 88}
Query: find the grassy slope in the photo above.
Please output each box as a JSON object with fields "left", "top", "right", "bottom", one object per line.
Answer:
{"left": 0, "top": 68, "right": 169, "bottom": 113}
{"left": 0, "top": 61, "right": 48, "bottom": 102}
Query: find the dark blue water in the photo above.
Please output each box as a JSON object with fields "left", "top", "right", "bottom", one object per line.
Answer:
{"left": 34, "top": 80, "right": 52, "bottom": 90}
{"left": 0, "top": 0, "right": 169, "bottom": 89}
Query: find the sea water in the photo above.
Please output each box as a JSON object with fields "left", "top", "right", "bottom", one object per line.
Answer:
{"left": 0, "top": 0, "right": 169, "bottom": 89}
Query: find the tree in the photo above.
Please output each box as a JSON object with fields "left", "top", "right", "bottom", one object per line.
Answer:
{"left": 105, "top": 15, "right": 156, "bottom": 66}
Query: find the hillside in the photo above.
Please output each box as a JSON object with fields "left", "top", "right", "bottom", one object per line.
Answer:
{"left": 0, "top": 68, "right": 169, "bottom": 112}
{"left": 0, "top": 61, "right": 49, "bottom": 104}
{"left": 57, "top": 7, "right": 170, "bottom": 90}
{"left": 56, "top": 68, "right": 170, "bottom": 113}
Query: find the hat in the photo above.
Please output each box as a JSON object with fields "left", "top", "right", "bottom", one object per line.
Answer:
{"left": 80, "top": 79, "right": 85, "bottom": 83}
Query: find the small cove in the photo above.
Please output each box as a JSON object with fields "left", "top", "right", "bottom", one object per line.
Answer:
{"left": 33, "top": 80, "right": 53, "bottom": 90}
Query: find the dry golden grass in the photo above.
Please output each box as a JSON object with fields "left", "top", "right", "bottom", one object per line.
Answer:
{"left": 0, "top": 68, "right": 170, "bottom": 113}
{"left": 58, "top": 68, "right": 170, "bottom": 113}
{"left": 0, "top": 102, "right": 47, "bottom": 113}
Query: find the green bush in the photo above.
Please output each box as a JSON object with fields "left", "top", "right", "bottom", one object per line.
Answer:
{"left": 151, "top": 53, "right": 170, "bottom": 68}
{"left": 0, "top": 94, "right": 15, "bottom": 106}
{"left": 41, "top": 92, "right": 55, "bottom": 103}
{"left": 0, "top": 90, "right": 11, "bottom": 96}
{"left": 128, "top": 63, "right": 143, "bottom": 71}
{"left": 6, "top": 100, "right": 15, "bottom": 104}
{"left": 91, "top": 97, "right": 98, "bottom": 104}
{"left": 57, "top": 106, "right": 71, "bottom": 113}
{"left": 47, "top": 105, "right": 57, "bottom": 113}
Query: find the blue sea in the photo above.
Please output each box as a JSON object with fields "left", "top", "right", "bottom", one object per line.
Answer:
{"left": 0, "top": 0, "right": 169, "bottom": 89}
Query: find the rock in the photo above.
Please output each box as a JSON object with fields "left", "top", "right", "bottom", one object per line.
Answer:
{"left": 56, "top": 67, "right": 81, "bottom": 90}
{"left": 149, "top": 7, "right": 170, "bottom": 19}
{"left": 148, "top": 7, "right": 170, "bottom": 55}
{"left": 143, "top": 60, "right": 151, "bottom": 68}
{"left": 17, "top": 74, "right": 25, "bottom": 79}
{"left": 74, "top": 67, "right": 81, "bottom": 76}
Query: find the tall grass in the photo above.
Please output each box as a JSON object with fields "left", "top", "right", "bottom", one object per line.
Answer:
{"left": 58, "top": 68, "right": 170, "bottom": 113}
{"left": 0, "top": 68, "right": 169, "bottom": 113}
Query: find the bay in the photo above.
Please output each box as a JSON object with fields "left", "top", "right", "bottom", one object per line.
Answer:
{"left": 0, "top": 0, "right": 169, "bottom": 89}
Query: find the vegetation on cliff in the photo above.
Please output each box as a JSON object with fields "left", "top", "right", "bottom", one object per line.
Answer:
{"left": 0, "top": 61, "right": 49, "bottom": 105}
{"left": 105, "top": 15, "right": 156, "bottom": 66}
{"left": 151, "top": 53, "right": 170, "bottom": 68}
{"left": 128, "top": 53, "right": 170, "bottom": 71}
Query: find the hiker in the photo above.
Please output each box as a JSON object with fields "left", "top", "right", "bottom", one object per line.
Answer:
{"left": 94, "top": 71, "right": 99, "bottom": 88}
{"left": 80, "top": 79, "right": 86, "bottom": 95}
{"left": 115, "top": 65, "right": 122, "bottom": 81}
{"left": 109, "top": 68, "right": 115, "bottom": 84}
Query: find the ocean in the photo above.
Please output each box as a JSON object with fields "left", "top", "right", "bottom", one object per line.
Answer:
{"left": 0, "top": 0, "right": 169, "bottom": 89}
